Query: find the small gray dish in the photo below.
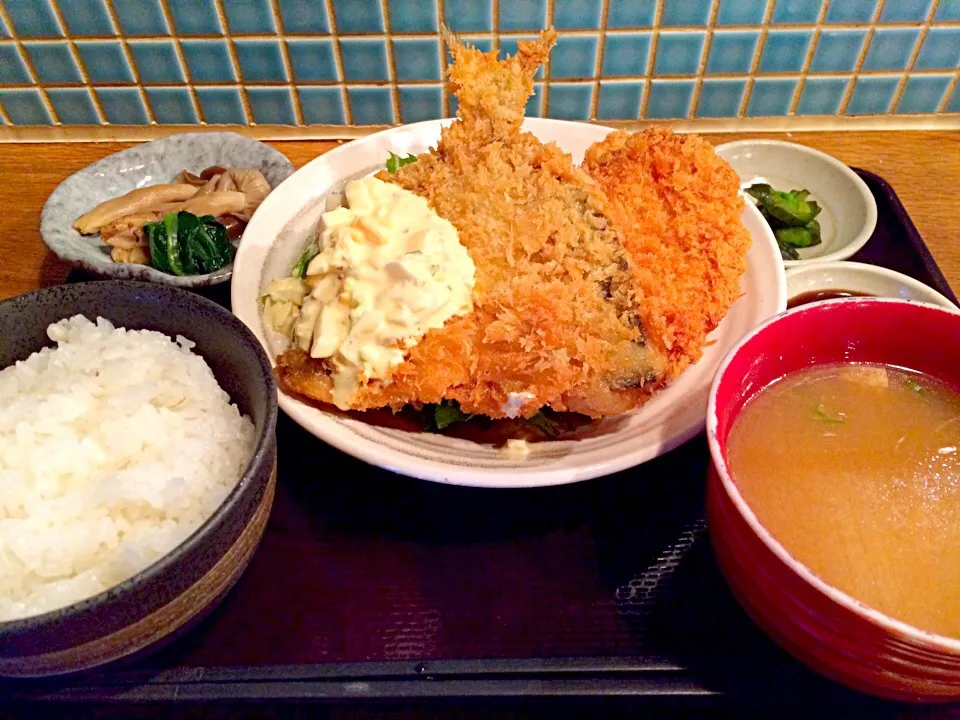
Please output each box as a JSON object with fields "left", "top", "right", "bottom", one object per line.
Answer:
{"left": 40, "top": 132, "right": 294, "bottom": 288}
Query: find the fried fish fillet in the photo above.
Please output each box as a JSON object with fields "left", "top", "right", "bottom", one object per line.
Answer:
{"left": 583, "top": 129, "right": 751, "bottom": 379}
{"left": 276, "top": 31, "right": 665, "bottom": 419}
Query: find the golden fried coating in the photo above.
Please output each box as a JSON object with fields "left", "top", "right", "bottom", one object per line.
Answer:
{"left": 583, "top": 129, "right": 751, "bottom": 379}
{"left": 276, "top": 31, "right": 665, "bottom": 419}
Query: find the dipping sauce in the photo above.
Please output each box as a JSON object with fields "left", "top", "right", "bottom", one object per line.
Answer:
{"left": 727, "top": 363, "right": 960, "bottom": 638}
{"left": 786, "top": 289, "right": 872, "bottom": 309}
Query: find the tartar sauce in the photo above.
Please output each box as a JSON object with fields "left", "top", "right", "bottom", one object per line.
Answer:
{"left": 501, "top": 439, "right": 531, "bottom": 460}
{"left": 266, "top": 176, "right": 475, "bottom": 409}
{"left": 502, "top": 391, "right": 536, "bottom": 418}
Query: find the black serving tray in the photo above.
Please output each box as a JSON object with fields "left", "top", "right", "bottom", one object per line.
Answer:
{"left": 4, "top": 169, "right": 957, "bottom": 716}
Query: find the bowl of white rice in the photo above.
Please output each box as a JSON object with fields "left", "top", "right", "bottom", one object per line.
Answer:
{"left": 0, "top": 280, "right": 277, "bottom": 677}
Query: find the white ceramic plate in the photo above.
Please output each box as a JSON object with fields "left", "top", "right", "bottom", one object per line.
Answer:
{"left": 232, "top": 118, "right": 786, "bottom": 488}
{"left": 714, "top": 139, "right": 878, "bottom": 268}
{"left": 786, "top": 261, "right": 958, "bottom": 310}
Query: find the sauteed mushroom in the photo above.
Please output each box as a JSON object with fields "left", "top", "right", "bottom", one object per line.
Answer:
{"left": 110, "top": 246, "right": 150, "bottom": 264}
{"left": 174, "top": 170, "right": 207, "bottom": 187}
{"left": 175, "top": 166, "right": 270, "bottom": 214}
{"left": 200, "top": 165, "right": 229, "bottom": 181}
{"left": 73, "top": 184, "right": 198, "bottom": 234}
{"left": 173, "top": 190, "right": 248, "bottom": 218}
{"left": 74, "top": 164, "right": 273, "bottom": 272}
{"left": 226, "top": 169, "right": 271, "bottom": 214}
{"left": 101, "top": 212, "right": 160, "bottom": 248}
{"left": 218, "top": 213, "right": 248, "bottom": 239}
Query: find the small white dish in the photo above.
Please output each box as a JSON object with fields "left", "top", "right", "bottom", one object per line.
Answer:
{"left": 232, "top": 118, "right": 786, "bottom": 488}
{"left": 714, "top": 139, "right": 878, "bottom": 268}
{"left": 41, "top": 132, "right": 294, "bottom": 287}
{"left": 786, "top": 261, "right": 958, "bottom": 310}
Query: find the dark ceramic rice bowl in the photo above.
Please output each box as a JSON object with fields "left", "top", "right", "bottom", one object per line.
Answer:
{"left": 0, "top": 281, "right": 278, "bottom": 677}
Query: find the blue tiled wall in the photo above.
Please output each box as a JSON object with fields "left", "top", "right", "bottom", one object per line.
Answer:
{"left": 0, "top": 0, "right": 958, "bottom": 128}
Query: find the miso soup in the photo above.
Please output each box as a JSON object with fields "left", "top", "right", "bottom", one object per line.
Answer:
{"left": 727, "top": 363, "right": 960, "bottom": 638}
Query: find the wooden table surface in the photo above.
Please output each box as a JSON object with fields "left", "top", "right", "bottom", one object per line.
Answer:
{"left": 0, "top": 129, "right": 958, "bottom": 301}
{"left": 1, "top": 131, "right": 957, "bottom": 717}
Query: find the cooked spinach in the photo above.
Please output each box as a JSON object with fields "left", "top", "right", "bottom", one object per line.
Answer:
{"left": 527, "top": 411, "right": 560, "bottom": 438}
{"left": 293, "top": 243, "right": 320, "bottom": 278}
{"left": 386, "top": 152, "right": 418, "bottom": 173}
{"left": 143, "top": 211, "right": 235, "bottom": 276}
{"left": 431, "top": 400, "right": 475, "bottom": 430}
{"left": 424, "top": 399, "right": 565, "bottom": 440}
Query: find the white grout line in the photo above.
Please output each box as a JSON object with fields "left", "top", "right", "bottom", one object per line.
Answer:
{"left": 2, "top": 3, "right": 958, "bottom": 129}
{"left": 211, "top": 0, "right": 252, "bottom": 125}
{"left": 324, "top": 0, "right": 353, "bottom": 124}
{"left": 784, "top": 0, "right": 829, "bottom": 116}
{"left": 0, "top": 3, "right": 62, "bottom": 125}
{"left": 746, "top": 0, "right": 777, "bottom": 115}
{"left": 937, "top": 69, "right": 960, "bottom": 113}
{"left": 380, "top": 0, "right": 401, "bottom": 123}
{"left": 540, "top": 0, "right": 555, "bottom": 117}
{"left": 0, "top": 96, "right": 12, "bottom": 125}
{"left": 156, "top": 0, "right": 205, "bottom": 124}
{"left": 2, "top": 61, "right": 957, "bottom": 93}
{"left": 48, "top": 0, "right": 112, "bottom": 124}
{"left": 590, "top": 0, "right": 612, "bottom": 120}
{"left": 689, "top": 0, "right": 720, "bottom": 120}
{"left": 837, "top": 0, "right": 887, "bottom": 115}
{"left": 98, "top": 0, "right": 156, "bottom": 125}
{"left": 1, "top": 111, "right": 958, "bottom": 144}
{"left": 0, "top": 66, "right": 937, "bottom": 94}
{"left": 887, "top": 0, "right": 939, "bottom": 114}
{"left": 639, "top": 0, "right": 665, "bottom": 119}
{"left": 0, "top": 20, "right": 958, "bottom": 43}
{"left": 437, "top": 0, "right": 449, "bottom": 117}
{"left": 268, "top": 0, "right": 304, "bottom": 125}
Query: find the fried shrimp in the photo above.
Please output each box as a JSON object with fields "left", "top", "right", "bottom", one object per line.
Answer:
{"left": 276, "top": 30, "right": 666, "bottom": 419}
{"left": 583, "top": 129, "right": 751, "bottom": 379}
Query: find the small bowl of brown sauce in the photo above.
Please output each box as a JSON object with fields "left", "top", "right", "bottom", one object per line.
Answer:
{"left": 786, "top": 260, "right": 957, "bottom": 310}
{"left": 707, "top": 297, "right": 960, "bottom": 701}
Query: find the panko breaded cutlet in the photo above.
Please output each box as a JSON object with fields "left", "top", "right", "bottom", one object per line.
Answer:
{"left": 583, "top": 130, "right": 751, "bottom": 379}
{"left": 276, "top": 30, "right": 667, "bottom": 419}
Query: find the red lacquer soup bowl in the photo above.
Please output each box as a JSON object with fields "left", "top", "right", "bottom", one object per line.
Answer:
{"left": 706, "top": 297, "right": 960, "bottom": 702}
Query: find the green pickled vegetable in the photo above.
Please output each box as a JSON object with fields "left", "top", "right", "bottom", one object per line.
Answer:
{"left": 779, "top": 244, "right": 800, "bottom": 261}
{"left": 293, "top": 243, "right": 320, "bottom": 278}
{"left": 775, "top": 223, "right": 820, "bottom": 249}
{"left": 747, "top": 184, "right": 821, "bottom": 226}
{"left": 386, "top": 152, "right": 417, "bottom": 173}
{"left": 746, "top": 183, "right": 824, "bottom": 261}
{"left": 142, "top": 211, "right": 235, "bottom": 276}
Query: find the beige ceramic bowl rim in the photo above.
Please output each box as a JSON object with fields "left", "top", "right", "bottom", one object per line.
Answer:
{"left": 786, "top": 260, "right": 958, "bottom": 310}
{"left": 713, "top": 139, "right": 879, "bottom": 268}
{"left": 706, "top": 296, "right": 960, "bottom": 654}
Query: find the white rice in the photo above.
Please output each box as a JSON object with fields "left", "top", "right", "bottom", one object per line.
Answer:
{"left": 0, "top": 315, "right": 255, "bottom": 622}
